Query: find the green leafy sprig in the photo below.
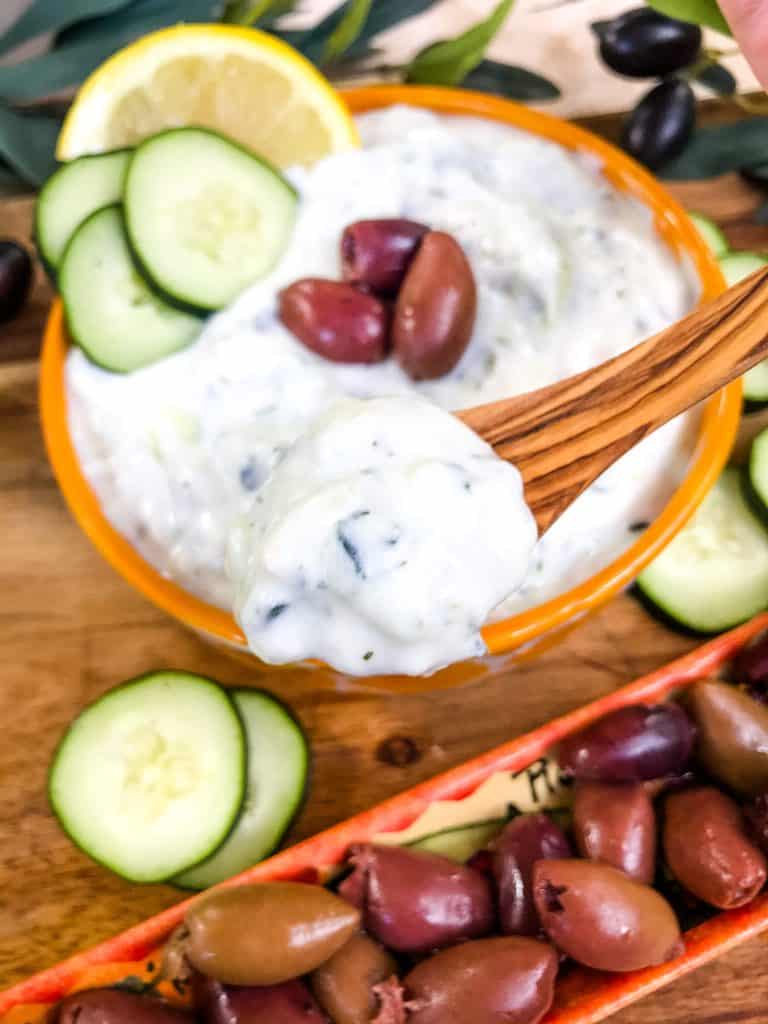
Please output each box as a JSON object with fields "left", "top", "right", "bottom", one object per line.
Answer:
{"left": 0, "top": 0, "right": 560, "bottom": 190}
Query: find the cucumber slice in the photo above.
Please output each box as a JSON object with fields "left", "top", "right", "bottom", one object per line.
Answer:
{"left": 636, "top": 468, "right": 768, "bottom": 634}
{"left": 719, "top": 251, "right": 768, "bottom": 287}
{"left": 717, "top": 252, "right": 768, "bottom": 410}
{"left": 48, "top": 671, "right": 246, "bottom": 883}
{"left": 743, "top": 361, "right": 768, "bottom": 412}
{"left": 408, "top": 820, "right": 506, "bottom": 862}
{"left": 60, "top": 205, "right": 201, "bottom": 373}
{"left": 174, "top": 689, "right": 309, "bottom": 890}
{"left": 688, "top": 211, "right": 729, "bottom": 259}
{"left": 35, "top": 150, "right": 131, "bottom": 275}
{"left": 747, "top": 427, "right": 768, "bottom": 522}
{"left": 124, "top": 128, "right": 297, "bottom": 313}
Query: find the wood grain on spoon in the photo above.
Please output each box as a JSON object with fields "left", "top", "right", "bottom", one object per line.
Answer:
{"left": 459, "top": 265, "right": 768, "bottom": 533}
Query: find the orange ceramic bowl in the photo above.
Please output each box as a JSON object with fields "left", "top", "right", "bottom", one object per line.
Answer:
{"left": 3, "top": 616, "right": 768, "bottom": 1023}
{"left": 40, "top": 84, "right": 740, "bottom": 690}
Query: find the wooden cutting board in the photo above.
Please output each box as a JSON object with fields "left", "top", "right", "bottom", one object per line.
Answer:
{"left": 2, "top": 172, "right": 768, "bottom": 1022}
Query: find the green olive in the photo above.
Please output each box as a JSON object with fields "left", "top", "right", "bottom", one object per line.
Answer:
{"left": 184, "top": 882, "right": 360, "bottom": 986}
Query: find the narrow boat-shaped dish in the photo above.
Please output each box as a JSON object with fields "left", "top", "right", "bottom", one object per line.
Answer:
{"left": 4, "top": 615, "right": 768, "bottom": 1023}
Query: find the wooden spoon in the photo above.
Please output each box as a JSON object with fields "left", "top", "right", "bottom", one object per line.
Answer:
{"left": 459, "top": 265, "right": 768, "bottom": 533}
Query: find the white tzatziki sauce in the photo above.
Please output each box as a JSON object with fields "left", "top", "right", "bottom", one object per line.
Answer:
{"left": 67, "top": 105, "right": 698, "bottom": 676}
{"left": 228, "top": 397, "right": 537, "bottom": 676}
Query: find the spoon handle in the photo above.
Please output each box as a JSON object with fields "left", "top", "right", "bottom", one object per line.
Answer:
{"left": 460, "top": 265, "right": 768, "bottom": 532}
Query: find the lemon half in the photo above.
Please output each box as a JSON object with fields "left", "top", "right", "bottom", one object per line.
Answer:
{"left": 57, "top": 23, "right": 358, "bottom": 167}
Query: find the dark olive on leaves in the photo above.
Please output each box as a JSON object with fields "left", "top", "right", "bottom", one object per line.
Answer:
{"left": 184, "top": 882, "right": 360, "bottom": 986}
{"left": 533, "top": 859, "right": 681, "bottom": 972}
{"left": 193, "top": 975, "right": 328, "bottom": 1024}
{"left": 688, "top": 679, "right": 768, "bottom": 795}
{"left": 622, "top": 79, "right": 696, "bottom": 170}
{"left": 338, "top": 843, "right": 494, "bottom": 954}
{"left": 311, "top": 931, "right": 397, "bottom": 1024}
{"left": 401, "top": 937, "right": 558, "bottom": 1024}
{"left": 663, "top": 787, "right": 767, "bottom": 909}
{"left": 0, "top": 240, "right": 33, "bottom": 324}
{"left": 572, "top": 781, "right": 656, "bottom": 884}
{"left": 54, "top": 989, "right": 193, "bottom": 1024}
{"left": 491, "top": 813, "right": 573, "bottom": 935}
{"left": 558, "top": 702, "right": 695, "bottom": 782}
{"left": 595, "top": 9, "right": 702, "bottom": 78}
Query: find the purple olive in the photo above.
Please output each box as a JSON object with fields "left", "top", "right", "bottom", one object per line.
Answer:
{"left": 491, "top": 814, "right": 572, "bottom": 935}
{"left": 664, "top": 787, "right": 767, "bottom": 909}
{"left": 745, "top": 792, "right": 768, "bottom": 854}
{"left": 184, "top": 882, "right": 360, "bottom": 986}
{"left": 400, "top": 937, "right": 558, "bottom": 1024}
{"left": 733, "top": 633, "right": 768, "bottom": 691}
{"left": 533, "top": 860, "right": 681, "bottom": 972}
{"left": 338, "top": 844, "right": 494, "bottom": 954}
{"left": 572, "top": 781, "right": 656, "bottom": 884}
{"left": 311, "top": 932, "right": 397, "bottom": 1024}
{"left": 0, "top": 240, "right": 32, "bottom": 324}
{"left": 54, "top": 989, "right": 193, "bottom": 1024}
{"left": 558, "top": 703, "right": 695, "bottom": 782}
{"left": 194, "top": 975, "right": 327, "bottom": 1024}
{"left": 278, "top": 279, "right": 389, "bottom": 364}
{"left": 341, "top": 219, "right": 428, "bottom": 295}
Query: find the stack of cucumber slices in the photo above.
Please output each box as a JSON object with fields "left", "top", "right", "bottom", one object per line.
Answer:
{"left": 48, "top": 671, "right": 308, "bottom": 888}
{"left": 635, "top": 213, "right": 768, "bottom": 635}
{"left": 37, "top": 128, "right": 297, "bottom": 373}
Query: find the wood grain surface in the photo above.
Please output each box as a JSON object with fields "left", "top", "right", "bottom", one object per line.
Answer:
{"left": 2, "top": 170, "right": 768, "bottom": 1022}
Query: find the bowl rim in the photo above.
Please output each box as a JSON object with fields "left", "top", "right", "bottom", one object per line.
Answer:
{"left": 39, "top": 82, "right": 742, "bottom": 658}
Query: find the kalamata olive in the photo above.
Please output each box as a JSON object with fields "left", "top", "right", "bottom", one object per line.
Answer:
{"left": 392, "top": 231, "right": 477, "bottom": 380}
{"left": 744, "top": 792, "right": 768, "bottom": 853}
{"left": 491, "top": 814, "right": 572, "bottom": 935}
{"left": 184, "top": 882, "right": 360, "bottom": 986}
{"left": 594, "top": 9, "right": 702, "bottom": 78}
{"left": 54, "top": 989, "right": 192, "bottom": 1024}
{"left": 194, "top": 976, "right": 327, "bottom": 1024}
{"left": 0, "top": 240, "right": 32, "bottom": 324}
{"left": 278, "top": 279, "right": 389, "bottom": 364}
{"left": 622, "top": 79, "right": 696, "bottom": 170}
{"left": 732, "top": 633, "right": 768, "bottom": 691}
{"left": 558, "top": 703, "right": 695, "bottom": 782}
{"left": 338, "top": 843, "right": 494, "bottom": 954}
{"left": 311, "top": 932, "right": 397, "bottom": 1024}
{"left": 341, "top": 219, "right": 428, "bottom": 295}
{"left": 401, "top": 937, "right": 558, "bottom": 1024}
{"left": 663, "top": 787, "right": 767, "bottom": 909}
{"left": 688, "top": 680, "right": 768, "bottom": 795}
{"left": 572, "top": 781, "right": 656, "bottom": 884}
{"left": 533, "top": 859, "right": 681, "bottom": 972}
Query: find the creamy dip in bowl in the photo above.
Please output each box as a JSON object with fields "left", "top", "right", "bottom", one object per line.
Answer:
{"left": 44, "top": 86, "right": 737, "bottom": 686}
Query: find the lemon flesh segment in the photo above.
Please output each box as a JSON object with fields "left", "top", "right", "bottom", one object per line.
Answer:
{"left": 57, "top": 24, "right": 358, "bottom": 167}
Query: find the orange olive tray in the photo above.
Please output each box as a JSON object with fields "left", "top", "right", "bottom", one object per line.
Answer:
{"left": 4, "top": 614, "right": 768, "bottom": 1023}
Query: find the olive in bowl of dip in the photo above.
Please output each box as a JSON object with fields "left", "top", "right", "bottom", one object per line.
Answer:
{"left": 41, "top": 84, "right": 739, "bottom": 691}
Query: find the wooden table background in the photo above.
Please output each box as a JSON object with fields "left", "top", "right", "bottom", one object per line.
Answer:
{"left": 3, "top": 152, "right": 768, "bottom": 1021}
